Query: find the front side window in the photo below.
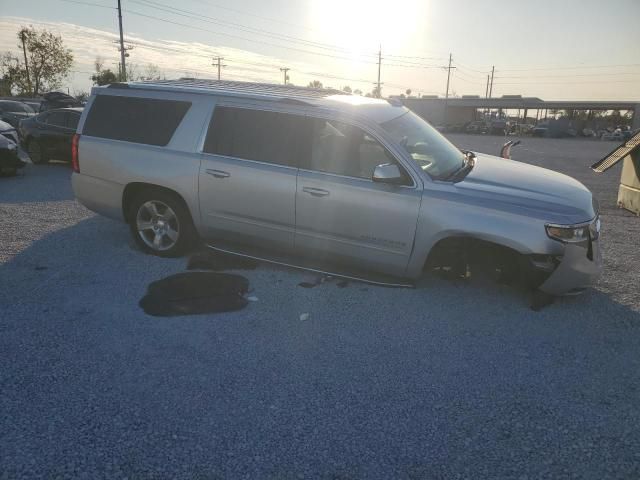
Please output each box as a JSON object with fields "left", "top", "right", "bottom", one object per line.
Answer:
{"left": 83, "top": 96, "right": 191, "bottom": 146}
{"left": 301, "top": 119, "right": 399, "bottom": 180}
{"left": 204, "top": 106, "right": 302, "bottom": 167}
{"left": 381, "top": 110, "right": 464, "bottom": 180}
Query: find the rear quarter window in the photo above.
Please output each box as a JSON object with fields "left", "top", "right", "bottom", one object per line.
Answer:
{"left": 82, "top": 95, "right": 191, "bottom": 146}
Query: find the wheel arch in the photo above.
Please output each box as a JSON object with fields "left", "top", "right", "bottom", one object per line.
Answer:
{"left": 407, "top": 229, "right": 535, "bottom": 278}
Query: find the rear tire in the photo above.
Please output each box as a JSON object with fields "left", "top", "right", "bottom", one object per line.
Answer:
{"left": 127, "top": 189, "right": 196, "bottom": 257}
{"left": 27, "top": 139, "right": 48, "bottom": 164}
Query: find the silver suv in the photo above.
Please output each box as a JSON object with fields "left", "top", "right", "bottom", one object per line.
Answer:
{"left": 72, "top": 80, "right": 602, "bottom": 297}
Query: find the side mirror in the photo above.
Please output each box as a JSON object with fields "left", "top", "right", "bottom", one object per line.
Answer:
{"left": 372, "top": 163, "right": 405, "bottom": 185}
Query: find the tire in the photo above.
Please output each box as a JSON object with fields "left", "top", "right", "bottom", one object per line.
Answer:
{"left": 27, "top": 139, "right": 48, "bottom": 164}
{"left": 128, "top": 189, "right": 196, "bottom": 257}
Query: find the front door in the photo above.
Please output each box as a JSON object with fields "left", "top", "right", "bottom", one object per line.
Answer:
{"left": 41, "top": 111, "right": 70, "bottom": 159}
{"left": 198, "top": 105, "right": 304, "bottom": 250}
{"left": 295, "top": 118, "right": 422, "bottom": 277}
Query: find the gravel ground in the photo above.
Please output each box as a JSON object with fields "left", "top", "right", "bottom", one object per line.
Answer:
{"left": 1, "top": 138, "right": 640, "bottom": 479}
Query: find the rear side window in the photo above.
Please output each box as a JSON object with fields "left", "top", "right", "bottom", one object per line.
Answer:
{"left": 66, "top": 112, "right": 80, "bottom": 130}
{"left": 46, "top": 111, "right": 67, "bottom": 128}
{"left": 83, "top": 95, "right": 191, "bottom": 146}
{"left": 203, "top": 106, "right": 302, "bottom": 167}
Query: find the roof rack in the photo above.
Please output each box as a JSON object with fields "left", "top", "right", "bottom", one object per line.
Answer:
{"left": 113, "top": 79, "right": 347, "bottom": 102}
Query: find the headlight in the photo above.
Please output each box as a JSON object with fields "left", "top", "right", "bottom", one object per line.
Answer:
{"left": 545, "top": 224, "right": 589, "bottom": 243}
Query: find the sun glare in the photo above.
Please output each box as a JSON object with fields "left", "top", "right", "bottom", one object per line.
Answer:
{"left": 309, "top": 0, "right": 425, "bottom": 55}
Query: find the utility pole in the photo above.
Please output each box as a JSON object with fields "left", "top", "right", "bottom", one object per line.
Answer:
{"left": 376, "top": 45, "right": 382, "bottom": 98}
{"left": 485, "top": 74, "right": 489, "bottom": 98}
{"left": 19, "top": 30, "right": 32, "bottom": 96}
{"left": 444, "top": 53, "right": 456, "bottom": 124}
{"left": 444, "top": 53, "right": 456, "bottom": 100}
{"left": 212, "top": 56, "right": 226, "bottom": 80}
{"left": 280, "top": 67, "right": 290, "bottom": 85}
{"left": 117, "top": 0, "right": 127, "bottom": 81}
{"left": 488, "top": 65, "right": 495, "bottom": 98}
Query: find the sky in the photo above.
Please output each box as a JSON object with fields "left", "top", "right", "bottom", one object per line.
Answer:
{"left": 1, "top": 0, "right": 639, "bottom": 99}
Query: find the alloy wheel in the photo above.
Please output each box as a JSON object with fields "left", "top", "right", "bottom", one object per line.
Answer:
{"left": 135, "top": 200, "right": 181, "bottom": 251}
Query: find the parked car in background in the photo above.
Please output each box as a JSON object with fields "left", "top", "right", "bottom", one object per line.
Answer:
{"left": 71, "top": 80, "right": 602, "bottom": 302}
{"left": 532, "top": 124, "right": 549, "bottom": 137}
{"left": 0, "top": 119, "right": 19, "bottom": 145}
{"left": 465, "top": 121, "right": 488, "bottom": 134}
{"left": 601, "top": 129, "right": 624, "bottom": 141}
{"left": 19, "top": 107, "right": 82, "bottom": 164}
{"left": 489, "top": 118, "right": 508, "bottom": 135}
{"left": 38, "top": 92, "right": 82, "bottom": 112}
{"left": 0, "top": 100, "right": 36, "bottom": 128}
{"left": 0, "top": 133, "right": 24, "bottom": 176}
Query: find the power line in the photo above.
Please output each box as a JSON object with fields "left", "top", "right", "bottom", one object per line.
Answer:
{"left": 130, "top": 0, "right": 377, "bottom": 56}
{"left": 496, "top": 72, "right": 640, "bottom": 79}
{"left": 56, "top": 0, "right": 115, "bottom": 9}
{"left": 124, "top": 8, "right": 384, "bottom": 64}
{"left": 494, "top": 79, "right": 640, "bottom": 85}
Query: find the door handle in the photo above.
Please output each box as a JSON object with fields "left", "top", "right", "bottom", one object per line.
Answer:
{"left": 206, "top": 169, "right": 230, "bottom": 178}
{"left": 302, "top": 187, "right": 330, "bottom": 197}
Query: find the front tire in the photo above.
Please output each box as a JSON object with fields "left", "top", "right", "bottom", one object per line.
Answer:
{"left": 128, "top": 190, "right": 196, "bottom": 257}
{"left": 27, "top": 139, "right": 48, "bottom": 164}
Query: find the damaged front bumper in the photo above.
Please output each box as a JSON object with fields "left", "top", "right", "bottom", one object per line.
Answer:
{"left": 534, "top": 218, "right": 603, "bottom": 296}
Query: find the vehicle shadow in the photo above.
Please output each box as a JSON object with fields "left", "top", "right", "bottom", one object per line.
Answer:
{"left": 0, "top": 163, "right": 75, "bottom": 203}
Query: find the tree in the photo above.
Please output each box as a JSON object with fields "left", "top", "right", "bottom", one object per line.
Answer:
{"left": 91, "top": 57, "right": 118, "bottom": 86}
{"left": 353, "top": 89, "right": 362, "bottom": 96}
{"left": 405, "top": 88, "right": 412, "bottom": 97}
{"left": 308, "top": 80, "right": 323, "bottom": 88}
{"left": 342, "top": 85, "right": 352, "bottom": 93}
{"left": 0, "top": 26, "right": 73, "bottom": 96}
{"left": 371, "top": 86, "right": 381, "bottom": 98}
{"left": 125, "top": 62, "right": 164, "bottom": 81}
{"left": 74, "top": 90, "right": 90, "bottom": 103}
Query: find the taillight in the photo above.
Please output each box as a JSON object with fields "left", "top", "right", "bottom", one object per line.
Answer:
{"left": 71, "top": 134, "right": 80, "bottom": 173}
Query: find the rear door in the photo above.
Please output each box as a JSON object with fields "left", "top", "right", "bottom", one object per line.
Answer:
{"left": 198, "top": 105, "right": 304, "bottom": 250}
{"left": 295, "top": 117, "right": 422, "bottom": 277}
{"left": 60, "top": 111, "right": 80, "bottom": 160}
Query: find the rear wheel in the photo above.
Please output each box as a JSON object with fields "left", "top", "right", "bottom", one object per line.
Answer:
{"left": 27, "top": 139, "right": 48, "bottom": 164}
{"left": 128, "top": 190, "right": 196, "bottom": 257}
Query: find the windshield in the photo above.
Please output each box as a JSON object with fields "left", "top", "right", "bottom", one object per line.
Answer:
{"left": 381, "top": 110, "right": 464, "bottom": 180}
{"left": 0, "top": 101, "right": 34, "bottom": 114}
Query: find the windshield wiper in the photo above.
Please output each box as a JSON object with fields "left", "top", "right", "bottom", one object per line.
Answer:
{"left": 445, "top": 151, "right": 475, "bottom": 181}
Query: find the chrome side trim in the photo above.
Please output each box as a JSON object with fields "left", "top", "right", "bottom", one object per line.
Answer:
{"left": 204, "top": 243, "right": 414, "bottom": 288}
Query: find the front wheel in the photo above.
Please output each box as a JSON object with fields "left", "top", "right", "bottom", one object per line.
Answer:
{"left": 128, "top": 190, "right": 196, "bottom": 257}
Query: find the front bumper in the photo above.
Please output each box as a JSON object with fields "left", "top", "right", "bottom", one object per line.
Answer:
{"left": 538, "top": 235, "right": 603, "bottom": 296}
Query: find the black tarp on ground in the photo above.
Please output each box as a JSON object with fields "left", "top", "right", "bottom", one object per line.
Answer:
{"left": 139, "top": 272, "right": 249, "bottom": 317}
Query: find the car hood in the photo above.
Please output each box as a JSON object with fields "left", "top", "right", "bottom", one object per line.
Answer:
{"left": 2, "top": 112, "right": 34, "bottom": 119}
{"left": 454, "top": 153, "right": 596, "bottom": 225}
{"left": 0, "top": 119, "right": 15, "bottom": 132}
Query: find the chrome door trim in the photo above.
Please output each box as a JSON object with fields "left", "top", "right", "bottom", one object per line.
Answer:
{"left": 204, "top": 243, "right": 414, "bottom": 288}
